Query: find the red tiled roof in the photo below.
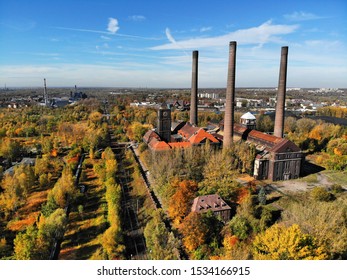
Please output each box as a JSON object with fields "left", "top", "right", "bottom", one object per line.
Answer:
{"left": 248, "top": 130, "right": 283, "bottom": 144}
{"left": 247, "top": 130, "right": 283, "bottom": 150}
{"left": 148, "top": 138, "right": 171, "bottom": 151}
{"left": 178, "top": 123, "right": 199, "bottom": 139}
{"left": 189, "top": 128, "right": 220, "bottom": 144}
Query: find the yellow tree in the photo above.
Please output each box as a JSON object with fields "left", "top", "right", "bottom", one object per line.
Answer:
{"left": 50, "top": 168, "right": 76, "bottom": 208}
{"left": 253, "top": 224, "right": 327, "bottom": 260}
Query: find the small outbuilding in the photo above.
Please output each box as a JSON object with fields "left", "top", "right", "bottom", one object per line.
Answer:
{"left": 191, "top": 194, "right": 231, "bottom": 223}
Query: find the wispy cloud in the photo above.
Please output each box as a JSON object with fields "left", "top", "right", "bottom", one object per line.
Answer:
{"left": 54, "top": 17, "right": 160, "bottom": 40}
{"left": 128, "top": 15, "right": 146, "bottom": 21}
{"left": 165, "top": 28, "right": 177, "bottom": 44}
{"left": 107, "top": 17, "right": 119, "bottom": 34}
{"left": 164, "top": 28, "right": 189, "bottom": 56}
{"left": 100, "top": 35, "right": 111, "bottom": 40}
{"left": 200, "top": 26, "right": 212, "bottom": 32}
{"left": 55, "top": 26, "right": 111, "bottom": 35}
{"left": 151, "top": 21, "right": 299, "bottom": 50}
{"left": 284, "top": 11, "right": 324, "bottom": 21}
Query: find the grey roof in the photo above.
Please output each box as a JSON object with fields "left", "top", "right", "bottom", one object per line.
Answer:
{"left": 191, "top": 194, "right": 231, "bottom": 213}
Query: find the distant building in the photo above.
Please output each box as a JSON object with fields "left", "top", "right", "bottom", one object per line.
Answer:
{"left": 191, "top": 194, "right": 232, "bottom": 223}
{"left": 198, "top": 92, "right": 220, "bottom": 99}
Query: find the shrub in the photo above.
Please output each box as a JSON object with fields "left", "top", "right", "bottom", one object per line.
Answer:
{"left": 310, "top": 187, "right": 334, "bottom": 202}
{"left": 330, "top": 184, "right": 344, "bottom": 194}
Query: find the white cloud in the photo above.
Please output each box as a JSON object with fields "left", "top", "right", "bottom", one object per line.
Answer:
{"left": 151, "top": 21, "right": 299, "bottom": 50}
{"left": 165, "top": 28, "right": 176, "bottom": 44}
{"left": 107, "top": 17, "right": 119, "bottom": 34}
{"left": 284, "top": 11, "right": 323, "bottom": 21}
{"left": 129, "top": 15, "right": 146, "bottom": 21}
{"left": 200, "top": 26, "right": 212, "bottom": 32}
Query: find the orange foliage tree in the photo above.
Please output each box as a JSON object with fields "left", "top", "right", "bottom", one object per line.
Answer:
{"left": 179, "top": 212, "right": 207, "bottom": 253}
{"left": 167, "top": 179, "right": 198, "bottom": 227}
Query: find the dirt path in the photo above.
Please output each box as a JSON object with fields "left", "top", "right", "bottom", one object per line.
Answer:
{"left": 272, "top": 172, "right": 333, "bottom": 193}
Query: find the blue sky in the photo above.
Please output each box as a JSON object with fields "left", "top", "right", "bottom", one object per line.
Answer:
{"left": 0, "top": 0, "right": 346, "bottom": 88}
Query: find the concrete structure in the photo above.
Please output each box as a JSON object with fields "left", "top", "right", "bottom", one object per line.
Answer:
{"left": 274, "top": 46, "right": 288, "bottom": 138}
{"left": 191, "top": 194, "right": 231, "bottom": 223}
{"left": 190, "top": 50, "right": 199, "bottom": 126}
{"left": 223, "top": 41, "right": 237, "bottom": 148}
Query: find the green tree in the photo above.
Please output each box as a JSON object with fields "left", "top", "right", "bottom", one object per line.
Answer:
{"left": 144, "top": 210, "right": 181, "bottom": 260}
{"left": 256, "top": 115, "right": 274, "bottom": 132}
{"left": 13, "top": 226, "right": 38, "bottom": 260}
{"left": 258, "top": 187, "right": 267, "bottom": 205}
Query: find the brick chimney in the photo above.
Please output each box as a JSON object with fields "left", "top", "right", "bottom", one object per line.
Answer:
{"left": 223, "top": 41, "right": 237, "bottom": 148}
{"left": 190, "top": 50, "right": 198, "bottom": 126}
{"left": 274, "top": 46, "right": 288, "bottom": 138}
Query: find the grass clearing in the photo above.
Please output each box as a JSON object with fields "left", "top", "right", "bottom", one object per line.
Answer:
{"left": 322, "top": 170, "right": 347, "bottom": 186}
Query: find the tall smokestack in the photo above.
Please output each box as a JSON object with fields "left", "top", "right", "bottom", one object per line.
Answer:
{"left": 274, "top": 46, "right": 288, "bottom": 138}
{"left": 43, "top": 78, "right": 48, "bottom": 106}
{"left": 190, "top": 50, "right": 198, "bottom": 126}
{"left": 223, "top": 41, "right": 237, "bottom": 149}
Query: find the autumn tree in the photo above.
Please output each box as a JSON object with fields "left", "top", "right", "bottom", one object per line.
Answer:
{"left": 167, "top": 179, "right": 198, "bottom": 227}
{"left": 126, "top": 122, "right": 151, "bottom": 142}
{"left": 222, "top": 234, "right": 251, "bottom": 260}
{"left": 179, "top": 212, "right": 207, "bottom": 254}
{"left": 280, "top": 194, "right": 347, "bottom": 259}
{"left": 144, "top": 210, "right": 181, "bottom": 260}
{"left": 253, "top": 224, "right": 327, "bottom": 260}
{"left": 284, "top": 116, "right": 297, "bottom": 134}
{"left": 0, "top": 164, "right": 35, "bottom": 218}
{"left": 0, "top": 138, "right": 23, "bottom": 162}
{"left": 89, "top": 111, "right": 103, "bottom": 126}
{"left": 13, "top": 226, "right": 38, "bottom": 260}
{"left": 199, "top": 149, "right": 240, "bottom": 201}
{"left": 102, "top": 147, "right": 117, "bottom": 180}
{"left": 49, "top": 167, "right": 77, "bottom": 209}
{"left": 100, "top": 177, "right": 124, "bottom": 259}
{"left": 256, "top": 115, "right": 274, "bottom": 133}
{"left": 13, "top": 208, "right": 68, "bottom": 260}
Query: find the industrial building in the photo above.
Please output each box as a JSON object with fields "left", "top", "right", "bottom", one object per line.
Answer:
{"left": 143, "top": 42, "right": 304, "bottom": 181}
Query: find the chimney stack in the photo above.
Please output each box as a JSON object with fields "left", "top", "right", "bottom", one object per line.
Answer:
{"left": 274, "top": 46, "right": 288, "bottom": 138}
{"left": 43, "top": 78, "right": 48, "bottom": 106}
{"left": 223, "top": 41, "right": 237, "bottom": 149}
{"left": 190, "top": 50, "right": 199, "bottom": 126}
